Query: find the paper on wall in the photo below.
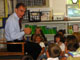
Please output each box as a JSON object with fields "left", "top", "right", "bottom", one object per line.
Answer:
{"left": 0, "top": 19, "right": 2, "bottom": 27}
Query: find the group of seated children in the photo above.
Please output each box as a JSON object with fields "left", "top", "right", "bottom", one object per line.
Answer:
{"left": 31, "top": 27, "right": 47, "bottom": 60}
{"left": 25, "top": 27, "right": 47, "bottom": 60}
{"left": 26, "top": 27, "right": 80, "bottom": 60}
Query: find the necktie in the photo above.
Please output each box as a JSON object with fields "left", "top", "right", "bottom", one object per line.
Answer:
{"left": 19, "top": 19, "right": 22, "bottom": 29}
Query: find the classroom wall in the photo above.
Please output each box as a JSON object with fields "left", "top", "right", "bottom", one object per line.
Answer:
{"left": 10, "top": 0, "right": 67, "bottom": 16}
{"left": 49, "top": 0, "right": 67, "bottom": 15}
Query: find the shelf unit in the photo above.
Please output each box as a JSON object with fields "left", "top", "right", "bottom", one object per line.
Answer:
{"left": 22, "top": 21, "right": 68, "bottom": 32}
{"left": 68, "top": 21, "right": 80, "bottom": 34}
{"left": 22, "top": 21, "right": 68, "bottom": 41}
{"left": 22, "top": 20, "right": 80, "bottom": 41}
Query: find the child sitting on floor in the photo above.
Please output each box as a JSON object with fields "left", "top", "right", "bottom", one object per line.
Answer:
{"left": 33, "top": 34, "right": 46, "bottom": 60}
{"left": 62, "top": 35, "right": 80, "bottom": 60}
{"left": 46, "top": 43, "right": 61, "bottom": 60}
{"left": 54, "top": 34, "right": 65, "bottom": 56}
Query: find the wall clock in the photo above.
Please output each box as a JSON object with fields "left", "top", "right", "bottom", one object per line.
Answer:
{"left": 72, "top": 0, "right": 78, "bottom": 4}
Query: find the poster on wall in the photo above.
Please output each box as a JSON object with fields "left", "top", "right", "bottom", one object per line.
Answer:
{"left": 0, "top": 0, "right": 5, "bottom": 18}
{"left": 0, "top": 19, "right": 2, "bottom": 27}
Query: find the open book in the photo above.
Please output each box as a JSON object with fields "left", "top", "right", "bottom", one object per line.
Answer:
{"left": 68, "top": 51, "right": 80, "bottom": 57}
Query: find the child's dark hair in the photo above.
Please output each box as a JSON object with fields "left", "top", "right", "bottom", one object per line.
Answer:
{"left": 54, "top": 34, "right": 64, "bottom": 43}
{"left": 35, "top": 27, "right": 47, "bottom": 41}
{"left": 67, "top": 42, "right": 79, "bottom": 51}
{"left": 66, "top": 35, "right": 78, "bottom": 44}
{"left": 58, "top": 29, "right": 66, "bottom": 35}
{"left": 66, "top": 35, "right": 79, "bottom": 51}
{"left": 48, "top": 43, "right": 61, "bottom": 58}
{"left": 34, "top": 34, "right": 44, "bottom": 42}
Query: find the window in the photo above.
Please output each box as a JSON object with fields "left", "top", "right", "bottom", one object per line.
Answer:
{"left": 67, "top": 0, "right": 78, "bottom": 4}
{"left": 67, "top": 4, "right": 80, "bottom": 17}
{"left": 17, "top": 0, "right": 49, "bottom": 7}
{"left": 67, "top": 0, "right": 80, "bottom": 20}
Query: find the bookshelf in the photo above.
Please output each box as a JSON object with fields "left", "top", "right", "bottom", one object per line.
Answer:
{"left": 22, "top": 20, "right": 80, "bottom": 41}
{"left": 22, "top": 21, "right": 68, "bottom": 41}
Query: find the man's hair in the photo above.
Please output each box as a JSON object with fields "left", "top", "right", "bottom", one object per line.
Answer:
{"left": 16, "top": 3, "right": 26, "bottom": 9}
{"left": 48, "top": 43, "right": 61, "bottom": 58}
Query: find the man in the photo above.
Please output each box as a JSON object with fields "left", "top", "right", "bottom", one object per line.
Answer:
{"left": 5, "top": 3, "right": 31, "bottom": 52}
{"left": 5, "top": 3, "right": 41, "bottom": 59}
{"left": 5, "top": 3, "right": 31, "bottom": 42}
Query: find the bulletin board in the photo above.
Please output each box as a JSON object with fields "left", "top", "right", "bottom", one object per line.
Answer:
{"left": 0, "top": 0, "right": 8, "bottom": 18}
{"left": 0, "top": 0, "right": 5, "bottom": 17}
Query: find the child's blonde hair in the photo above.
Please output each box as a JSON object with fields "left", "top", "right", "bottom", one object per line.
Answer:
{"left": 48, "top": 43, "right": 61, "bottom": 58}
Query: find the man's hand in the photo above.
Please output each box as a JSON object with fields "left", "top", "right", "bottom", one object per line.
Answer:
{"left": 24, "top": 27, "right": 31, "bottom": 34}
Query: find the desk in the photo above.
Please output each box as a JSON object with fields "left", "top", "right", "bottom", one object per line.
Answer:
{"left": 0, "top": 42, "right": 25, "bottom": 56}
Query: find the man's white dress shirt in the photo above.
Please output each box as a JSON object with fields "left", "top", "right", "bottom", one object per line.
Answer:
{"left": 5, "top": 13, "right": 25, "bottom": 41}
